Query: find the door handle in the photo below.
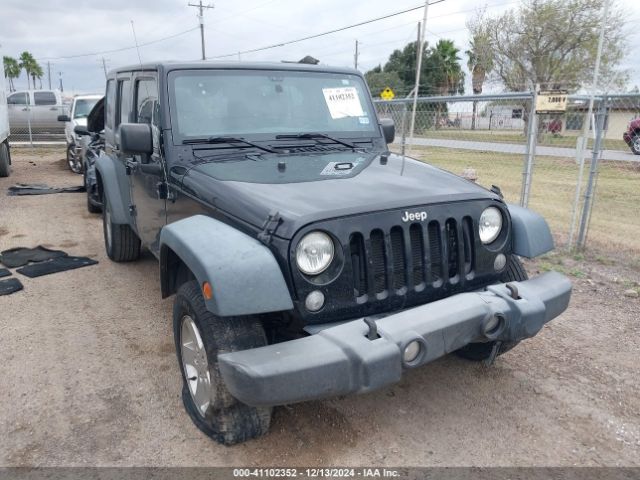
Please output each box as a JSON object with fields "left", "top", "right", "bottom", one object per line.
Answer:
{"left": 49, "top": 107, "right": 58, "bottom": 111}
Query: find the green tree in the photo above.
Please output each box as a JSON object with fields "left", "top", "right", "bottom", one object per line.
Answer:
{"left": 429, "top": 39, "right": 465, "bottom": 96}
{"left": 373, "top": 39, "right": 465, "bottom": 97}
{"left": 364, "top": 67, "right": 405, "bottom": 98}
{"left": 31, "top": 63, "right": 44, "bottom": 89}
{"left": 466, "top": 14, "right": 494, "bottom": 129}
{"left": 3, "top": 56, "right": 21, "bottom": 92}
{"left": 19, "top": 51, "right": 40, "bottom": 90}
{"left": 480, "top": 0, "right": 627, "bottom": 92}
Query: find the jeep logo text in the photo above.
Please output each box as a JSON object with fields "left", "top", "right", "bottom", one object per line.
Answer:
{"left": 401, "top": 211, "right": 428, "bottom": 222}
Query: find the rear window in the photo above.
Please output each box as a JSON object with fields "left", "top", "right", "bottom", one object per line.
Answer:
{"left": 34, "top": 91, "right": 57, "bottom": 106}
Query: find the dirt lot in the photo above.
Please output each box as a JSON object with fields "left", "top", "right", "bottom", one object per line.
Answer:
{"left": 0, "top": 148, "right": 639, "bottom": 467}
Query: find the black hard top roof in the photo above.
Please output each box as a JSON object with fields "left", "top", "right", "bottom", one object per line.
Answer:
{"left": 107, "top": 61, "right": 361, "bottom": 77}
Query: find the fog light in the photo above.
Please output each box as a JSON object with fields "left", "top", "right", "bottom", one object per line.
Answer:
{"left": 305, "top": 290, "right": 325, "bottom": 312}
{"left": 403, "top": 340, "right": 422, "bottom": 363}
{"left": 494, "top": 253, "right": 507, "bottom": 271}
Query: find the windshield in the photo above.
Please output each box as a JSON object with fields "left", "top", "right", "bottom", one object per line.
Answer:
{"left": 169, "top": 69, "right": 378, "bottom": 142}
{"left": 74, "top": 99, "right": 99, "bottom": 119}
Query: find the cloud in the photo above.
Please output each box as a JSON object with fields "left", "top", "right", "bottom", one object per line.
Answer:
{"left": 1, "top": 0, "right": 638, "bottom": 93}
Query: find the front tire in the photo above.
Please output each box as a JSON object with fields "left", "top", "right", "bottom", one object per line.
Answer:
{"left": 0, "top": 141, "right": 10, "bottom": 177}
{"left": 102, "top": 193, "right": 140, "bottom": 262}
{"left": 67, "top": 143, "right": 82, "bottom": 174}
{"left": 455, "top": 255, "right": 528, "bottom": 361}
{"left": 174, "top": 280, "right": 272, "bottom": 445}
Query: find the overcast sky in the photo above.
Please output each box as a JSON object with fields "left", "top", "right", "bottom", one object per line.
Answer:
{"left": 1, "top": 0, "right": 639, "bottom": 95}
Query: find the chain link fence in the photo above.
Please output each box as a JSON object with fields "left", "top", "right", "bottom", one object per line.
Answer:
{"left": 375, "top": 93, "right": 640, "bottom": 257}
{"left": 7, "top": 101, "right": 69, "bottom": 145}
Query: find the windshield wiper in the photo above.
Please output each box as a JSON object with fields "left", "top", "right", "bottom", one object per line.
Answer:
{"left": 183, "top": 136, "right": 276, "bottom": 153}
{"left": 275, "top": 133, "right": 357, "bottom": 150}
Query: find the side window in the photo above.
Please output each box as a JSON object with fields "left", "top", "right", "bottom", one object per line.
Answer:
{"left": 34, "top": 91, "right": 57, "bottom": 106}
{"left": 8, "top": 92, "right": 28, "bottom": 105}
{"left": 135, "top": 78, "right": 159, "bottom": 126}
{"left": 105, "top": 80, "right": 116, "bottom": 129}
{"left": 116, "top": 79, "right": 131, "bottom": 127}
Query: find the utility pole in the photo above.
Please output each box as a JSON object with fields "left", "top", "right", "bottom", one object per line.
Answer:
{"left": 47, "top": 62, "right": 51, "bottom": 89}
{"left": 407, "top": 0, "right": 429, "bottom": 156}
{"left": 101, "top": 57, "right": 108, "bottom": 79}
{"left": 58, "top": 72, "right": 63, "bottom": 92}
{"left": 570, "top": 0, "right": 610, "bottom": 248}
{"left": 354, "top": 40, "right": 359, "bottom": 70}
{"left": 188, "top": 0, "right": 214, "bottom": 60}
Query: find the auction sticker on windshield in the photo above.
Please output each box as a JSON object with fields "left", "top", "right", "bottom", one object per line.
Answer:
{"left": 322, "top": 87, "right": 365, "bottom": 119}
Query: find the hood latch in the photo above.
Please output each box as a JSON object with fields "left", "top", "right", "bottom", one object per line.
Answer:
{"left": 258, "top": 210, "right": 282, "bottom": 245}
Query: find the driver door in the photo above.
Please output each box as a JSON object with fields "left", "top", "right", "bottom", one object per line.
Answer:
{"left": 128, "top": 73, "right": 166, "bottom": 256}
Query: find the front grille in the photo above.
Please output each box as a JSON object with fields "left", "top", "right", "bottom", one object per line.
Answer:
{"left": 349, "top": 217, "right": 475, "bottom": 299}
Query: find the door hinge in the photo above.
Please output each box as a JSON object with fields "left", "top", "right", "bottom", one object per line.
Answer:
{"left": 258, "top": 210, "right": 282, "bottom": 245}
{"left": 129, "top": 204, "right": 137, "bottom": 217}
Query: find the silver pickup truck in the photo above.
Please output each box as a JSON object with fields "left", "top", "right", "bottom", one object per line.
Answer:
{"left": 7, "top": 89, "right": 67, "bottom": 134}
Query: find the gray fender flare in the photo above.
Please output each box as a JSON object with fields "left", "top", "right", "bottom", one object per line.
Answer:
{"left": 507, "top": 204, "right": 554, "bottom": 258}
{"left": 95, "top": 153, "right": 130, "bottom": 224}
{"left": 160, "top": 214, "right": 294, "bottom": 317}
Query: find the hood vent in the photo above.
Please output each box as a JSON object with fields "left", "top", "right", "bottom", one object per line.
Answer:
{"left": 273, "top": 145, "right": 348, "bottom": 154}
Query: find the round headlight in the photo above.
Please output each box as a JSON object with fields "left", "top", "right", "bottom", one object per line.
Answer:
{"left": 296, "top": 231, "right": 335, "bottom": 275}
{"left": 479, "top": 207, "right": 503, "bottom": 244}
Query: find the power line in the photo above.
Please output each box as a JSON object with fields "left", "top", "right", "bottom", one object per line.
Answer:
{"left": 37, "top": 26, "right": 199, "bottom": 61}
{"left": 207, "top": 0, "right": 446, "bottom": 60}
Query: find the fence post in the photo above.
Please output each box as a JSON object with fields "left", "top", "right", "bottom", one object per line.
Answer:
{"left": 400, "top": 102, "right": 408, "bottom": 158}
{"left": 27, "top": 105, "right": 33, "bottom": 147}
{"left": 519, "top": 90, "right": 538, "bottom": 207}
{"left": 576, "top": 96, "right": 607, "bottom": 249}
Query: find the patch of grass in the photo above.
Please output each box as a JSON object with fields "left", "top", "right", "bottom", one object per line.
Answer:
{"left": 415, "top": 129, "right": 629, "bottom": 151}
{"left": 404, "top": 146, "right": 640, "bottom": 257}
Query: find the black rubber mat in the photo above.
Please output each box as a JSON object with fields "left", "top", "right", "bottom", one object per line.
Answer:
{"left": 0, "top": 278, "right": 23, "bottom": 296}
{"left": 16, "top": 256, "right": 98, "bottom": 278}
{"left": 0, "top": 268, "right": 10, "bottom": 278}
{"left": 7, "top": 183, "right": 85, "bottom": 196}
{"left": 0, "top": 246, "right": 67, "bottom": 268}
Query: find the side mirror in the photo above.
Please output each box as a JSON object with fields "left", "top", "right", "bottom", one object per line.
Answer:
{"left": 380, "top": 118, "right": 395, "bottom": 144}
{"left": 119, "top": 123, "right": 153, "bottom": 156}
{"left": 58, "top": 114, "right": 71, "bottom": 122}
{"left": 74, "top": 125, "right": 90, "bottom": 136}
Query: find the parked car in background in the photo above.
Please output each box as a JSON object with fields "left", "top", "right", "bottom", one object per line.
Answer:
{"left": 73, "top": 96, "right": 104, "bottom": 213}
{"left": 622, "top": 118, "right": 640, "bottom": 155}
{"left": 7, "top": 89, "right": 67, "bottom": 135}
{"left": 0, "top": 51, "right": 11, "bottom": 177}
{"left": 58, "top": 94, "right": 102, "bottom": 173}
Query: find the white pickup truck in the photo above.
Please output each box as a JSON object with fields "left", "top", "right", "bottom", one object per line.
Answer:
{"left": 0, "top": 52, "right": 11, "bottom": 177}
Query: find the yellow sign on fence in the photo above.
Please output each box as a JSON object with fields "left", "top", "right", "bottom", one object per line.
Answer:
{"left": 380, "top": 87, "right": 395, "bottom": 100}
{"left": 536, "top": 90, "right": 569, "bottom": 114}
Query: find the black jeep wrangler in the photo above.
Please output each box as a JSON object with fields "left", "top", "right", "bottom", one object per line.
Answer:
{"left": 95, "top": 62, "right": 571, "bottom": 445}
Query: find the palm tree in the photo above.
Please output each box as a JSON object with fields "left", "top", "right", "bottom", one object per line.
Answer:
{"left": 3, "top": 56, "right": 21, "bottom": 92}
{"left": 429, "top": 40, "right": 464, "bottom": 128}
{"left": 432, "top": 40, "right": 465, "bottom": 96}
{"left": 19, "top": 51, "right": 39, "bottom": 90}
{"left": 31, "top": 63, "right": 44, "bottom": 90}
{"left": 466, "top": 34, "right": 494, "bottom": 130}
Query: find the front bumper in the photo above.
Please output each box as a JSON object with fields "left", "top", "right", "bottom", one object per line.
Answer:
{"left": 218, "top": 272, "right": 571, "bottom": 407}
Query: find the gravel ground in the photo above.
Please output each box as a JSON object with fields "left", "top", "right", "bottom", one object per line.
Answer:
{"left": 0, "top": 148, "right": 638, "bottom": 467}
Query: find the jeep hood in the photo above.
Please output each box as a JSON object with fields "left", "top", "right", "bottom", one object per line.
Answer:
{"left": 180, "top": 151, "right": 501, "bottom": 239}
